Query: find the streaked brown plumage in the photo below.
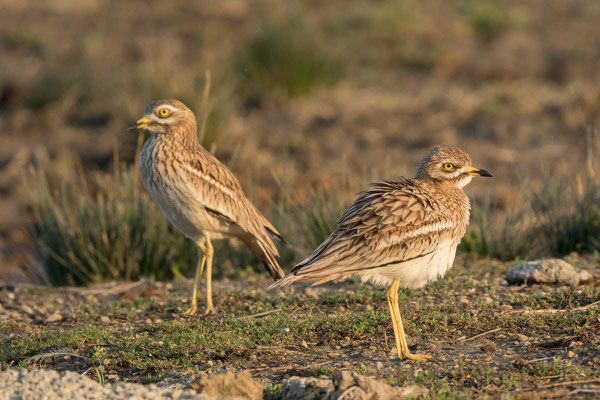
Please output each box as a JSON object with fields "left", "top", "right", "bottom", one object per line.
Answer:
{"left": 131, "top": 99, "right": 284, "bottom": 314}
{"left": 269, "top": 145, "right": 493, "bottom": 360}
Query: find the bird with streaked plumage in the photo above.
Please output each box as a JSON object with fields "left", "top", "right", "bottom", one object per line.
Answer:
{"left": 129, "top": 99, "right": 285, "bottom": 315}
{"left": 269, "top": 145, "right": 493, "bottom": 360}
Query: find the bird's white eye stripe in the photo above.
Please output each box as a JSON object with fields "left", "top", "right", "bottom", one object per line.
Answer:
{"left": 157, "top": 105, "right": 176, "bottom": 112}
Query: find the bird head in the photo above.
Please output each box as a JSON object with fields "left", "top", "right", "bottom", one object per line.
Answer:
{"left": 415, "top": 145, "right": 493, "bottom": 187}
{"left": 128, "top": 99, "right": 197, "bottom": 136}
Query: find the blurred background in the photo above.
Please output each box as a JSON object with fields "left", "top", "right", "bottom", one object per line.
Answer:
{"left": 0, "top": 0, "right": 598, "bottom": 285}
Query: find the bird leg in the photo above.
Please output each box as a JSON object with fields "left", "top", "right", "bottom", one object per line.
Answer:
{"left": 204, "top": 235, "right": 215, "bottom": 314}
{"left": 184, "top": 242, "right": 207, "bottom": 316}
{"left": 386, "top": 280, "right": 431, "bottom": 361}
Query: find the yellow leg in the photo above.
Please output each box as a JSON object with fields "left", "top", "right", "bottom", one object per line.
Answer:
{"left": 184, "top": 243, "right": 207, "bottom": 316}
{"left": 386, "top": 280, "right": 431, "bottom": 361}
{"left": 204, "top": 235, "right": 215, "bottom": 314}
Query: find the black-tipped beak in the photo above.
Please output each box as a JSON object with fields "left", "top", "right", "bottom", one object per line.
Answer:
{"left": 127, "top": 117, "right": 152, "bottom": 131}
{"left": 466, "top": 167, "right": 493, "bottom": 177}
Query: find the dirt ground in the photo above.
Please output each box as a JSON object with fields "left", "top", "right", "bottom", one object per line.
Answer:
{"left": 2, "top": 257, "right": 599, "bottom": 398}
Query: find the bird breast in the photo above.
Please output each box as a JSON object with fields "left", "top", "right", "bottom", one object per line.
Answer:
{"left": 139, "top": 136, "right": 228, "bottom": 241}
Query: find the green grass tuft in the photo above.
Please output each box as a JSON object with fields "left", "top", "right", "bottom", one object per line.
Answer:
{"left": 459, "top": 195, "right": 532, "bottom": 261}
{"left": 235, "top": 22, "right": 344, "bottom": 101}
{"left": 24, "top": 162, "right": 197, "bottom": 285}
{"left": 461, "top": 1, "right": 512, "bottom": 42}
{"left": 532, "top": 173, "right": 600, "bottom": 256}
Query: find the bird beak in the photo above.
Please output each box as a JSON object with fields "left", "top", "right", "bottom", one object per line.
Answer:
{"left": 465, "top": 166, "right": 493, "bottom": 177}
{"left": 127, "top": 117, "right": 152, "bottom": 131}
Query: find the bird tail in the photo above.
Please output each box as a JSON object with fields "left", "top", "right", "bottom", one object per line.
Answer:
{"left": 242, "top": 235, "right": 285, "bottom": 280}
{"left": 266, "top": 273, "right": 300, "bottom": 290}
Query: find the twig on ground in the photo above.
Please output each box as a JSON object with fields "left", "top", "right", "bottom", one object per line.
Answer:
{"left": 64, "top": 280, "right": 146, "bottom": 296}
{"left": 458, "top": 328, "right": 501, "bottom": 342}
{"left": 538, "top": 378, "right": 600, "bottom": 389}
{"left": 533, "top": 374, "right": 564, "bottom": 380}
{"left": 567, "top": 388, "right": 600, "bottom": 396}
{"left": 242, "top": 309, "right": 282, "bottom": 318}
{"left": 500, "top": 300, "right": 600, "bottom": 316}
{"left": 525, "top": 356, "right": 555, "bottom": 364}
{"left": 24, "top": 352, "right": 90, "bottom": 363}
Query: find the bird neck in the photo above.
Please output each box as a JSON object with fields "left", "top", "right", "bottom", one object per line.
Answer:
{"left": 168, "top": 122, "right": 200, "bottom": 150}
{"left": 424, "top": 177, "right": 464, "bottom": 192}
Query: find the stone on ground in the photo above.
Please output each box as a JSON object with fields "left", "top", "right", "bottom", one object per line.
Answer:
{"left": 505, "top": 259, "right": 594, "bottom": 286}
{"left": 0, "top": 369, "right": 203, "bottom": 400}
{"left": 189, "top": 370, "right": 262, "bottom": 400}
{"left": 280, "top": 371, "right": 427, "bottom": 400}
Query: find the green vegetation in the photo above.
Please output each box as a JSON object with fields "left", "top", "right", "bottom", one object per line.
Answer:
{"left": 532, "top": 173, "right": 600, "bottom": 256}
{"left": 24, "top": 162, "right": 197, "bottom": 285}
{"left": 235, "top": 22, "right": 344, "bottom": 101}
{"left": 459, "top": 195, "right": 531, "bottom": 261}
{"left": 2, "top": 275, "right": 598, "bottom": 394}
{"left": 461, "top": 1, "right": 512, "bottom": 42}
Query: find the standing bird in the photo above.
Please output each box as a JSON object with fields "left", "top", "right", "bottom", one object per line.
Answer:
{"left": 130, "top": 99, "right": 285, "bottom": 315}
{"left": 269, "top": 145, "right": 492, "bottom": 360}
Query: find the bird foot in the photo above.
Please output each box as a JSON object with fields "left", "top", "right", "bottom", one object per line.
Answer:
{"left": 183, "top": 304, "right": 198, "bottom": 316}
{"left": 403, "top": 351, "right": 431, "bottom": 361}
{"left": 204, "top": 305, "right": 215, "bottom": 315}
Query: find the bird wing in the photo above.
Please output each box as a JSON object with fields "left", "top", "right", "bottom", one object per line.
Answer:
{"left": 182, "top": 149, "right": 283, "bottom": 240}
{"left": 287, "top": 178, "right": 455, "bottom": 281}
{"left": 175, "top": 149, "right": 285, "bottom": 279}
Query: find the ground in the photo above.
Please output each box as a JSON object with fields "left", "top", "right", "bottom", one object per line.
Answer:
{"left": 2, "top": 257, "right": 599, "bottom": 398}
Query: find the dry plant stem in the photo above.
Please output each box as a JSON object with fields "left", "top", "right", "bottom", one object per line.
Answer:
{"left": 458, "top": 328, "right": 502, "bottom": 343}
{"left": 64, "top": 280, "right": 145, "bottom": 296}
{"left": 242, "top": 309, "right": 282, "bottom": 318}
{"left": 198, "top": 69, "right": 212, "bottom": 145}
{"left": 25, "top": 352, "right": 90, "bottom": 363}
{"left": 500, "top": 300, "right": 600, "bottom": 316}
{"left": 538, "top": 378, "right": 600, "bottom": 389}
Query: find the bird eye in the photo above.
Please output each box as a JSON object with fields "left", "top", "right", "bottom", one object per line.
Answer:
{"left": 442, "top": 163, "right": 455, "bottom": 171}
{"left": 157, "top": 108, "right": 171, "bottom": 118}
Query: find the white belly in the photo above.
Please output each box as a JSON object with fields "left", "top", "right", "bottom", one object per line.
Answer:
{"left": 359, "top": 240, "right": 457, "bottom": 288}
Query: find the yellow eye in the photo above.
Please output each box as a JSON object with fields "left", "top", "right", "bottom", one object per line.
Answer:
{"left": 157, "top": 108, "right": 171, "bottom": 118}
{"left": 442, "top": 163, "right": 455, "bottom": 171}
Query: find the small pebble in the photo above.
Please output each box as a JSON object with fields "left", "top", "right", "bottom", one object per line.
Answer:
{"left": 300, "top": 340, "right": 308, "bottom": 349}
{"left": 45, "top": 313, "right": 62, "bottom": 323}
{"left": 20, "top": 305, "right": 35, "bottom": 315}
{"left": 480, "top": 342, "right": 496, "bottom": 352}
{"left": 375, "top": 361, "right": 384, "bottom": 370}
{"left": 515, "top": 334, "right": 528, "bottom": 342}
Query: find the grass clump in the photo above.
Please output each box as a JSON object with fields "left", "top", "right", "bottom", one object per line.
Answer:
{"left": 532, "top": 173, "right": 600, "bottom": 256}
{"left": 235, "top": 22, "right": 343, "bottom": 101}
{"left": 461, "top": 1, "right": 512, "bottom": 42}
{"left": 24, "top": 162, "right": 196, "bottom": 286}
{"left": 458, "top": 195, "right": 532, "bottom": 261}
{"left": 291, "top": 190, "right": 349, "bottom": 251}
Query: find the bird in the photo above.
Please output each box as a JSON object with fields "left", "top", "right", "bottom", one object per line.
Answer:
{"left": 268, "top": 145, "right": 492, "bottom": 360}
{"left": 129, "top": 99, "right": 285, "bottom": 315}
